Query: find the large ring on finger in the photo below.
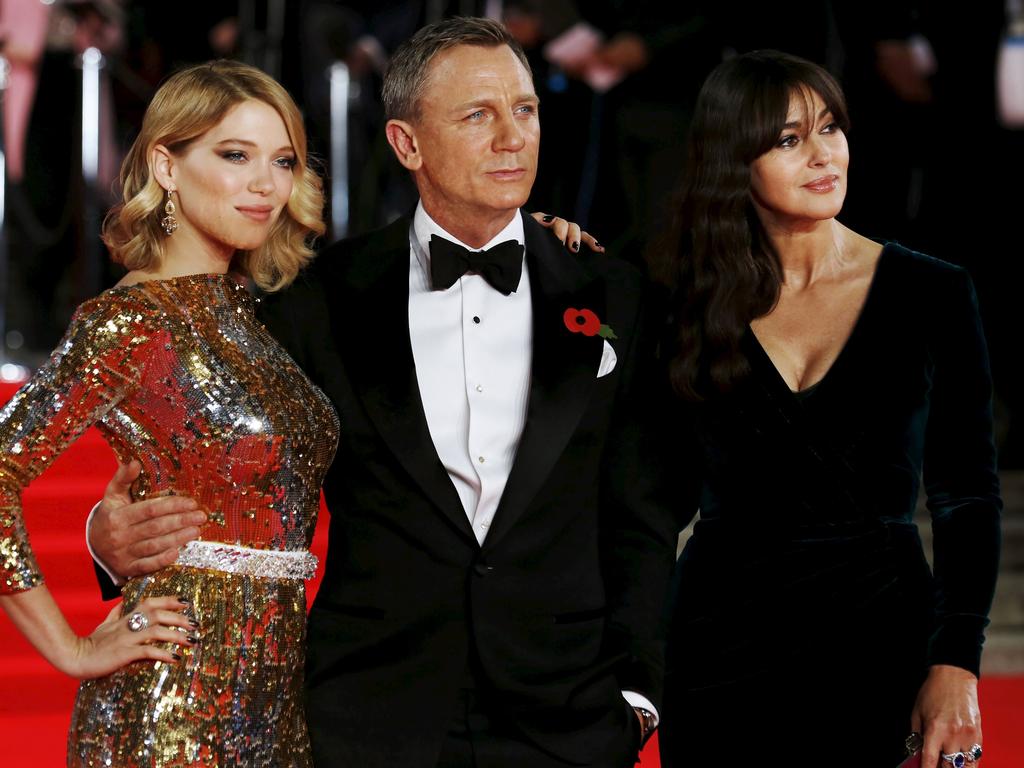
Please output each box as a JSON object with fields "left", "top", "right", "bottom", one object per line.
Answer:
{"left": 966, "top": 744, "right": 982, "bottom": 762}
{"left": 942, "top": 753, "right": 967, "bottom": 768}
{"left": 905, "top": 732, "right": 923, "bottom": 755}
{"left": 126, "top": 611, "right": 149, "bottom": 632}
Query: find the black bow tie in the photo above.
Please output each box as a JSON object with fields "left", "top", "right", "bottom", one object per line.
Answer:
{"left": 429, "top": 235, "right": 524, "bottom": 295}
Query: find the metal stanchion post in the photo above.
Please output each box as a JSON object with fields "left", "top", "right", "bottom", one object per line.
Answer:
{"left": 240, "top": 0, "right": 259, "bottom": 69}
{"left": 238, "top": 0, "right": 284, "bottom": 81}
{"left": 329, "top": 62, "right": 350, "bottom": 242}
{"left": 78, "top": 46, "right": 104, "bottom": 303}
{"left": 0, "top": 55, "right": 10, "bottom": 368}
{"left": 264, "top": 0, "right": 286, "bottom": 82}
{"left": 0, "top": 55, "right": 29, "bottom": 382}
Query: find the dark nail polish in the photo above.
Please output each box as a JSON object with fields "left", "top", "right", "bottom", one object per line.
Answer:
{"left": 542, "top": 215, "right": 554, "bottom": 222}
{"left": 172, "top": 653, "right": 183, "bottom": 661}
{"left": 572, "top": 241, "right": 580, "bottom": 251}
{"left": 187, "top": 635, "right": 200, "bottom": 644}
{"left": 189, "top": 619, "right": 199, "bottom": 628}
{"left": 177, "top": 596, "right": 190, "bottom": 605}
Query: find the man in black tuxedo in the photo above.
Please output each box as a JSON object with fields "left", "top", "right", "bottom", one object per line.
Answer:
{"left": 88, "top": 17, "right": 677, "bottom": 768}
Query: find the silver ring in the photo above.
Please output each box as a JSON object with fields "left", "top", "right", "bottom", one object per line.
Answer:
{"left": 126, "top": 611, "right": 149, "bottom": 632}
{"left": 966, "top": 744, "right": 982, "bottom": 762}
{"left": 942, "top": 753, "right": 967, "bottom": 768}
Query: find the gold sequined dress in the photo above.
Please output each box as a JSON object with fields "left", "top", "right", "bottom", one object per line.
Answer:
{"left": 0, "top": 274, "right": 339, "bottom": 767}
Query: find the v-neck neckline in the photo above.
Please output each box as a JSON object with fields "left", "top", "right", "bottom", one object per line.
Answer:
{"left": 747, "top": 243, "right": 890, "bottom": 396}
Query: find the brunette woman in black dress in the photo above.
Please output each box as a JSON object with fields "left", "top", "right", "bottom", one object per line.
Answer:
{"left": 657, "top": 51, "right": 1000, "bottom": 767}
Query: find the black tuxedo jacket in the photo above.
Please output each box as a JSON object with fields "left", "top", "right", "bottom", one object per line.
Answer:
{"left": 95, "top": 212, "right": 678, "bottom": 767}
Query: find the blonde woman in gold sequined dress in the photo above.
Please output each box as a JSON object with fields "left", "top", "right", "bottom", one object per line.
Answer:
{"left": 0, "top": 61, "right": 338, "bottom": 767}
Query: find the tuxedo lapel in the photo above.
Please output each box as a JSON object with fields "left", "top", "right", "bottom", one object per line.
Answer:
{"left": 483, "top": 215, "right": 605, "bottom": 550}
{"left": 336, "top": 217, "right": 476, "bottom": 543}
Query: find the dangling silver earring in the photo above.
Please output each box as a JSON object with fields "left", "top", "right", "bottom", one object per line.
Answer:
{"left": 160, "top": 189, "right": 178, "bottom": 235}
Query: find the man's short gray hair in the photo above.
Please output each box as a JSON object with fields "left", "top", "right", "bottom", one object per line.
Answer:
{"left": 382, "top": 16, "right": 532, "bottom": 122}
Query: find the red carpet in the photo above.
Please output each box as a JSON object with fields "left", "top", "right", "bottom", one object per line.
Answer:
{"left": 0, "top": 381, "right": 1018, "bottom": 766}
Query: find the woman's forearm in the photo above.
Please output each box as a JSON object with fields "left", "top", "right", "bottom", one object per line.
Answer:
{"left": 1, "top": 584, "right": 82, "bottom": 675}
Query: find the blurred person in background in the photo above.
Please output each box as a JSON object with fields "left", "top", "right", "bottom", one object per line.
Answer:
{"left": 1, "top": 0, "right": 123, "bottom": 362}
{"left": 503, "top": 0, "right": 721, "bottom": 266}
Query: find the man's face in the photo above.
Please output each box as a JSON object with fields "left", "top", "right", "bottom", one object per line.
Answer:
{"left": 406, "top": 44, "right": 540, "bottom": 232}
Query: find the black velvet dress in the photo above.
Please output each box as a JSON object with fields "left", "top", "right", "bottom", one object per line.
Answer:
{"left": 660, "top": 244, "right": 1002, "bottom": 766}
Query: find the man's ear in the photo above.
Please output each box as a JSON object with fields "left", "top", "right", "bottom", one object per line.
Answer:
{"left": 385, "top": 119, "right": 422, "bottom": 171}
{"left": 150, "top": 144, "right": 176, "bottom": 192}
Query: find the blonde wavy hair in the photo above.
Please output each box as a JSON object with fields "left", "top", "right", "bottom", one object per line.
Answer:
{"left": 102, "top": 60, "right": 325, "bottom": 292}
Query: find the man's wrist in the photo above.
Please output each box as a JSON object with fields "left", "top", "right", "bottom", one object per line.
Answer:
{"left": 86, "top": 501, "right": 126, "bottom": 586}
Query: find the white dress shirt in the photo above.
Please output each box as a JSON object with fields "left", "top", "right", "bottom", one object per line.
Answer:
{"left": 408, "top": 203, "right": 532, "bottom": 545}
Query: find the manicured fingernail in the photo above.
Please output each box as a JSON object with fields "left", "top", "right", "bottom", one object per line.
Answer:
{"left": 572, "top": 241, "right": 580, "bottom": 251}
{"left": 188, "top": 618, "right": 199, "bottom": 627}
{"left": 187, "top": 635, "right": 200, "bottom": 644}
{"left": 178, "top": 597, "right": 190, "bottom": 605}
{"left": 543, "top": 215, "right": 554, "bottom": 222}
{"left": 172, "top": 653, "right": 182, "bottom": 661}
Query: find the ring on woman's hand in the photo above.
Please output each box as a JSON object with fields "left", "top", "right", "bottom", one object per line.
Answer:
{"left": 942, "top": 753, "right": 967, "bottom": 768}
{"left": 904, "top": 732, "right": 923, "bottom": 755}
{"left": 966, "top": 744, "right": 982, "bottom": 762}
{"left": 126, "top": 611, "right": 149, "bottom": 632}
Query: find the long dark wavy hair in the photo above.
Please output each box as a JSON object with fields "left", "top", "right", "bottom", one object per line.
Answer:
{"left": 654, "top": 50, "right": 850, "bottom": 401}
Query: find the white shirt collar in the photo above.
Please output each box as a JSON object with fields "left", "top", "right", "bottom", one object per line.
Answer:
{"left": 411, "top": 201, "right": 525, "bottom": 279}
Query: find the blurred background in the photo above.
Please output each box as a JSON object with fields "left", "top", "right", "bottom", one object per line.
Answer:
{"left": 1, "top": 0, "right": 1022, "bottom": 469}
{"left": 1, "top": 2, "right": 1023, "bottom": 764}
{"left": 1, "top": 1, "right": 1022, "bottom": 468}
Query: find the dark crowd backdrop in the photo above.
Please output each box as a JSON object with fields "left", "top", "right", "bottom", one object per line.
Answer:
{"left": 1, "top": 0, "right": 1022, "bottom": 466}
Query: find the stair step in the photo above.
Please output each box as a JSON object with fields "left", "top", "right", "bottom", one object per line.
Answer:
{"left": 982, "top": 629, "right": 1024, "bottom": 675}
{"left": 989, "top": 572, "right": 1024, "bottom": 628}
{"left": 998, "top": 471, "right": 1024, "bottom": 514}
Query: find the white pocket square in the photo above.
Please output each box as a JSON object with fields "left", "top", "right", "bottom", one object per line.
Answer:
{"left": 597, "top": 339, "right": 617, "bottom": 378}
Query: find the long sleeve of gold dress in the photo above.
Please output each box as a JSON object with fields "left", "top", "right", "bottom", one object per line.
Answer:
{"left": 0, "top": 274, "right": 339, "bottom": 767}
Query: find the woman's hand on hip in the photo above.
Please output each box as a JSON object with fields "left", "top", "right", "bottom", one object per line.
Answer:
{"left": 64, "top": 595, "right": 197, "bottom": 679}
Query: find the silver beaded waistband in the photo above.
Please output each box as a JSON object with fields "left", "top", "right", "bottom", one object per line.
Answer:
{"left": 175, "top": 541, "right": 318, "bottom": 580}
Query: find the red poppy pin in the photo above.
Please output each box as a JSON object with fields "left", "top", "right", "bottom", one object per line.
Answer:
{"left": 563, "top": 308, "right": 617, "bottom": 339}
